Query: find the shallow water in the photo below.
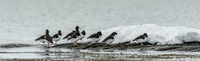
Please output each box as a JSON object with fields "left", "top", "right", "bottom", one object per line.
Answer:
{"left": 0, "top": 44, "right": 200, "bottom": 60}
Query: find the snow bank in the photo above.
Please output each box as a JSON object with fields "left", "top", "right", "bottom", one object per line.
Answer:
{"left": 98, "top": 24, "right": 200, "bottom": 45}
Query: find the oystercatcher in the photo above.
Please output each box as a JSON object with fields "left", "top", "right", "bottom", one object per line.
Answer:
{"left": 52, "top": 30, "right": 62, "bottom": 45}
{"left": 87, "top": 31, "right": 102, "bottom": 44}
{"left": 70, "top": 30, "right": 86, "bottom": 46}
{"left": 102, "top": 32, "right": 117, "bottom": 46}
{"left": 44, "top": 29, "right": 53, "bottom": 47}
{"left": 79, "top": 30, "right": 86, "bottom": 40}
{"left": 35, "top": 29, "right": 53, "bottom": 47}
{"left": 131, "top": 33, "right": 148, "bottom": 46}
{"left": 68, "top": 26, "right": 82, "bottom": 46}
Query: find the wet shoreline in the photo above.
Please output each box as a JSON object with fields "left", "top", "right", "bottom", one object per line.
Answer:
{"left": 50, "top": 41, "right": 200, "bottom": 51}
{"left": 0, "top": 41, "right": 200, "bottom": 51}
{"left": 0, "top": 41, "right": 200, "bottom": 60}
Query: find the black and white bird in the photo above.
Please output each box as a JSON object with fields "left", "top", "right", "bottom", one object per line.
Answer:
{"left": 52, "top": 30, "right": 62, "bottom": 45}
{"left": 87, "top": 31, "right": 102, "bottom": 44}
{"left": 63, "top": 30, "right": 76, "bottom": 40}
{"left": 70, "top": 30, "right": 86, "bottom": 44}
{"left": 68, "top": 30, "right": 86, "bottom": 46}
{"left": 102, "top": 32, "right": 117, "bottom": 46}
{"left": 68, "top": 26, "right": 82, "bottom": 46}
{"left": 35, "top": 29, "right": 53, "bottom": 47}
{"left": 130, "top": 33, "right": 148, "bottom": 46}
{"left": 79, "top": 30, "right": 86, "bottom": 40}
{"left": 44, "top": 29, "right": 53, "bottom": 47}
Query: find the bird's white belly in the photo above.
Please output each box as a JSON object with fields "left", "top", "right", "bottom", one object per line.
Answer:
{"left": 98, "top": 36, "right": 102, "bottom": 41}
{"left": 79, "top": 35, "right": 85, "bottom": 40}
{"left": 91, "top": 37, "right": 101, "bottom": 42}
{"left": 70, "top": 38, "right": 76, "bottom": 42}
{"left": 53, "top": 36, "right": 62, "bottom": 42}
{"left": 94, "top": 36, "right": 102, "bottom": 42}
{"left": 137, "top": 39, "right": 145, "bottom": 42}
{"left": 90, "top": 38, "right": 99, "bottom": 43}
{"left": 137, "top": 38, "right": 148, "bottom": 43}
{"left": 105, "top": 39, "right": 114, "bottom": 44}
{"left": 66, "top": 36, "right": 71, "bottom": 40}
{"left": 71, "top": 35, "right": 85, "bottom": 42}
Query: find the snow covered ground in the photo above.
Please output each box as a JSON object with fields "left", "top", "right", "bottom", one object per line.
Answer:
{"left": 98, "top": 24, "right": 200, "bottom": 45}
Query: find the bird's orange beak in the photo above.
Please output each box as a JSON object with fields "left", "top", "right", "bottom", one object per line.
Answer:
{"left": 79, "top": 27, "right": 82, "bottom": 30}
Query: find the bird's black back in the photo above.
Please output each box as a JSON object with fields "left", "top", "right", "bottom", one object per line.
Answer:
{"left": 45, "top": 34, "right": 53, "bottom": 43}
{"left": 87, "top": 33, "right": 99, "bottom": 39}
{"left": 102, "top": 32, "right": 117, "bottom": 42}
{"left": 52, "top": 34, "right": 59, "bottom": 38}
{"left": 67, "top": 32, "right": 80, "bottom": 40}
{"left": 63, "top": 31, "right": 75, "bottom": 39}
{"left": 67, "top": 26, "right": 81, "bottom": 40}
{"left": 35, "top": 35, "right": 45, "bottom": 41}
{"left": 133, "top": 35, "right": 145, "bottom": 41}
{"left": 102, "top": 35, "right": 114, "bottom": 42}
{"left": 70, "top": 32, "right": 80, "bottom": 39}
{"left": 45, "top": 29, "right": 53, "bottom": 43}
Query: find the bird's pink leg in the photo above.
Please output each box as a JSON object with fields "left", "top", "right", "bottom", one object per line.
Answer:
{"left": 109, "top": 43, "right": 112, "bottom": 46}
{"left": 74, "top": 42, "right": 76, "bottom": 46}
{"left": 76, "top": 41, "right": 78, "bottom": 46}
{"left": 48, "top": 43, "right": 49, "bottom": 48}
{"left": 96, "top": 41, "right": 98, "bottom": 44}
{"left": 74, "top": 41, "right": 77, "bottom": 46}
{"left": 141, "top": 42, "right": 144, "bottom": 46}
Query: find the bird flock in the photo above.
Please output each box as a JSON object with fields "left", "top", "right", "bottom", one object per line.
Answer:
{"left": 35, "top": 26, "right": 148, "bottom": 47}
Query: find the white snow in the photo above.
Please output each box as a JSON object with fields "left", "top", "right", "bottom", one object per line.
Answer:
{"left": 97, "top": 24, "right": 200, "bottom": 45}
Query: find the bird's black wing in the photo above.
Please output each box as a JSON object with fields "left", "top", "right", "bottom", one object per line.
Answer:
{"left": 133, "top": 35, "right": 145, "bottom": 41}
{"left": 102, "top": 36, "right": 113, "bottom": 42}
{"left": 63, "top": 32, "right": 75, "bottom": 39}
{"left": 45, "top": 35, "right": 53, "bottom": 43}
{"left": 87, "top": 33, "right": 99, "bottom": 39}
{"left": 35, "top": 35, "right": 45, "bottom": 41}
{"left": 52, "top": 34, "right": 59, "bottom": 38}
{"left": 67, "top": 33, "right": 77, "bottom": 40}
